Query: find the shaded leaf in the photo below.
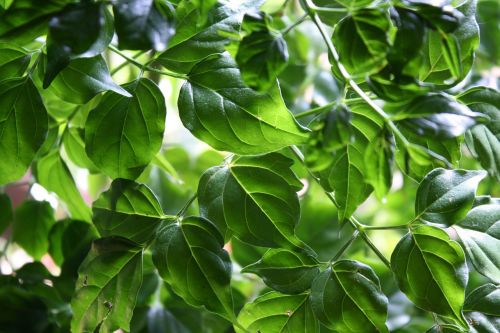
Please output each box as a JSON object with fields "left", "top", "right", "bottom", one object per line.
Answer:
{"left": 364, "top": 129, "right": 395, "bottom": 200}
{"left": 0, "top": 43, "right": 31, "bottom": 78}
{"left": 0, "top": 193, "right": 12, "bottom": 234}
{"left": 463, "top": 284, "right": 500, "bottom": 316}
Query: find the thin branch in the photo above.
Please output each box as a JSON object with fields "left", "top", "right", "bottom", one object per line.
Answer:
{"left": 177, "top": 193, "right": 198, "bottom": 217}
{"left": 281, "top": 13, "right": 309, "bottom": 36}
{"left": 294, "top": 101, "right": 337, "bottom": 119}
{"left": 330, "top": 230, "right": 359, "bottom": 263}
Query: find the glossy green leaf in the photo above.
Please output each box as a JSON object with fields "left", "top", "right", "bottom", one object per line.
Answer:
{"left": 41, "top": 55, "right": 131, "bottom": 104}
{"left": 62, "top": 127, "right": 98, "bottom": 172}
{"left": 85, "top": 78, "right": 166, "bottom": 180}
{"left": 463, "top": 284, "right": 500, "bottom": 316}
{"left": 465, "top": 312, "right": 500, "bottom": 333}
{"left": 332, "top": 8, "right": 395, "bottom": 77}
{"left": 364, "top": 129, "right": 395, "bottom": 200}
{"left": 152, "top": 216, "right": 234, "bottom": 320}
{"left": 235, "top": 11, "right": 288, "bottom": 91}
{"left": 12, "top": 200, "right": 56, "bottom": 260}
{"left": 0, "top": 43, "right": 31, "bottom": 78}
{"left": 44, "top": 2, "right": 113, "bottom": 86}
{"left": 394, "top": 94, "right": 487, "bottom": 139}
{"left": 242, "top": 249, "right": 320, "bottom": 294}
{"left": 92, "top": 179, "right": 165, "bottom": 246}
{"left": 310, "top": 260, "right": 389, "bottom": 333}
{"left": 415, "top": 168, "right": 486, "bottom": 226}
{"left": 0, "top": 193, "right": 13, "bottom": 234}
{"left": 156, "top": 0, "right": 255, "bottom": 73}
{"left": 198, "top": 153, "right": 306, "bottom": 249}
{"left": 459, "top": 86, "right": 500, "bottom": 181}
{"left": 34, "top": 150, "right": 91, "bottom": 222}
{"left": 0, "top": 77, "right": 48, "bottom": 185}
{"left": 71, "top": 237, "right": 143, "bottom": 333}
{"left": 452, "top": 203, "right": 500, "bottom": 283}
{"left": 236, "top": 291, "right": 319, "bottom": 333}
{"left": 113, "top": 0, "right": 174, "bottom": 51}
{"left": 391, "top": 225, "right": 468, "bottom": 328}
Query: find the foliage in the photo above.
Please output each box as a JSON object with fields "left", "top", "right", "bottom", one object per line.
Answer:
{"left": 0, "top": 0, "right": 498, "bottom": 332}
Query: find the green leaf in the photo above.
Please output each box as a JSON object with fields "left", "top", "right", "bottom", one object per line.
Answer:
{"left": 364, "top": 129, "right": 395, "bottom": 200}
{"left": 242, "top": 249, "right": 320, "bottom": 294}
{"left": 0, "top": 0, "right": 13, "bottom": 9}
{"left": 236, "top": 291, "right": 319, "bottom": 333}
{"left": 152, "top": 216, "right": 234, "bottom": 320}
{"left": 465, "top": 312, "right": 500, "bottom": 333}
{"left": 44, "top": 2, "right": 114, "bottom": 87}
{"left": 93, "top": 179, "right": 164, "bottom": 246}
{"left": 463, "top": 284, "right": 500, "bottom": 316}
{"left": 235, "top": 11, "right": 288, "bottom": 91}
{"left": 0, "top": 43, "right": 31, "bottom": 78}
{"left": 310, "top": 260, "right": 388, "bottom": 333}
{"left": 394, "top": 94, "right": 487, "bottom": 139}
{"left": 113, "top": 0, "right": 174, "bottom": 51}
{"left": 452, "top": 203, "right": 500, "bottom": 283}
{"left": 12, "top": 200, "right": 56, "bottom": 260}
{"left": 34, "top": 150, "right": 92, "bottom": 222}
{"left": 426, "top": 324, "right": 462, "bottom": 333}
{"left": 40, "top": 55, "right": 131, "bottom": 104}
{"left": 62, "top": 127, "right": 98, "bottom": 172}
{"left": 0, "top": 193, "right": 13, "bottom": 234}
{"left": 415, "top": 168, "right": 486, "bottom": 226}
{"left": 458, "top": 86, "right": 500, "bottom": 181}
{"left": 391, "top": 225, "right": 468, "bottom": 328}
{"left": 198, "top": 153, "right": 307, "bottom": 250}
{"left": 156, "top": 0, "right": 256, "bottom": 73}
{"left": 332, "top": 8, "right": 395, "bottom": 78}
{"left": 178, "top": 52, "right": 309, "bottom": 155}
{"left": 0, "top": 77, "right": 48, "bottom": 185}
{"left": 85, "top": 78, "right": 166, "bottom": 180}
{"left": 399, "top": 0, "right": 464, "bottom": 33}
{"left": 71, "top": 237, "right": 143, "bottom": 333}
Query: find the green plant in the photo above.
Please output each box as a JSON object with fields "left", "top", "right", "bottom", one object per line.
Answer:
{"left": 0, "top": 0, "right": 498, "bottom": 332}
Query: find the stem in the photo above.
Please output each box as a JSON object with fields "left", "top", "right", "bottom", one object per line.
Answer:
{"left": 233, "top": 321, "right": 251, "bottom": 333}
{"left": 362, "top": 224, "right": 409, "bottom": 231}
{"left": 300, "top": 0, "right": 409, "bottom": 147}
{"left": 108, "top": 45, "right": 188, "bottom": 80}
{"left": 294, "top": 101, "right": 337, "bottom": 119}
{"left": 330, "top": 230, "right": 359, "bottom": 263}
{"left": 306, "top": 4, "right": 349, "bottom": 13}
{"left": 355, "top": 224, "right": 392, "bottom": 269}
{"left": 110, "top": 50, "right": 148, "bottom": 75}
{"left": 281, "top": 13, "right": 309, "bottom": 36}
{"left": 177, "top": 193, "right": 198, "bottom": 217}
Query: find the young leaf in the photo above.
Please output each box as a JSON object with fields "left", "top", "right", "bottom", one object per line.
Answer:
{"left": 236, "top": 291, "right": 319, "bottom": 333}
{"left": 85, "top": 78, "right": 166, "bottom": 180}
{"left": 415, "top": 168, "right": 486, "bottom": 226}
{"left": 71, "top": 237, "right": 143, "bottom": 333}
{"left": 113, "top": 0, "right": 174, "bottom": 51}
{"left": 152, "top": 216, "right": 234, "bottom": 320}
{"left": 40, "top": 55, "right": 131, "bottom": 104}
{"left": 332, "top": 8, "right": 395, "bottom": 77}
{"left": 44, "top": 2, "right": 114, "bottom": 86}
{"left": 0, "top": 193, "right": 13, "bottom": 235}
{"left": 0, "top": 77, "right": 48, "bottom": 185}
{"left": 459, "top": 86, "right": 500, "bottom": 181}
{"left": 178, "top": 53, "right": 309, "bottom": 155}
{"left": 463, "top": 284, "right": 500, "bottom": 316}
{"left": 242, "top": 249, "right": 320, "bottom": 294}
{"left": 391, "top": 225, "right": 468, "bottom": 328}
{"left": 198, "top": 153, "right": 307, "bottom": 250}
{"left": 235, "top": 11, "right": 288, "bottom": 91}
{"left": 310, "top": 260, "right": 389, "bottom": 333}
{"left": 34, "top": 150, "right": 92, "bottom": 222}
{"left": 395, "top": 94, "right": 487, "bottom": 139}
{"left": 92, "top": 179, "right": 165, "bottom": 246}
{"left": 12, "top": 200, "right": 56, "bottom": 260}
{"left": 0, "top": 43, "right": 31, "bottom": 78}
{"left": 452, "top": 203, "right": 500, "bottom": 283}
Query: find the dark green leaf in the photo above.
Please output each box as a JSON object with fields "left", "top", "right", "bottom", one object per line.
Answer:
{"left": 236, "top": 291, "right": 319, "bottom": 333}
{"left": 71, "top": 237, "right": 143, "bottom": 333}
{"left": 44, "top": 2, "right": 113, "bottom": 87}
{"left": 235, "top": 11, "right": 288, "bottom": 91}
{"left": 178, "top": 53, "right": 308, "bottom": 154}
{"left": 0, "top": 43, "right": 31, "bottom": 78}
{"left": 0, "top": 193, "right": 12, "bottom": 234}
{"left": 85, "top": 78, "right": 166, "bottom": 180}
{"left": 198, "top": 153, "right": 307, "bottom": 250}
{"left": 310, "top": 260, "right": 388, "bottom": 333}
{"left": 463, "top": 284, "right": 500, "bottom": 316}
{"left": 415, "top": 168, "right": 486, "bottom": 226}
{"left": 395, "top": 94, "right": 487, "bottom": 139}
{"left": 93, "top": 179, "right": 165, "bottom": 246}
{"left": 426, "top": 324, "right": 462, "bottom": 333}
{"left": 332, "top": 8, "right": 395, "bottom": 78}
{"left": 466, "top": 312, "right": 500, "bottom": 333}
{"left": 391, "top": 225, "right": 468, "bottom": 328}
{"left": 242, "top": 249, "right": 320, "bottom": 294}
{"left": 0, "top": 77, "right": 48, "bottom": 185}
{"left": 13, "top": 200, "right": 56, "bottom": 260}
{"left": 113, "top": 0, "right": 174, "bottom": 51}
{"left": 452, "top": 203, "right": 500, "bottom": 283}
{"left": 152, "top": 216, "right": 233, "bottom": 320}
{"left": 364, "top": 129, "right": 395, "bottom": 200}
{"left": 34, "top": 150, "right": 92, "bottom": 222}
